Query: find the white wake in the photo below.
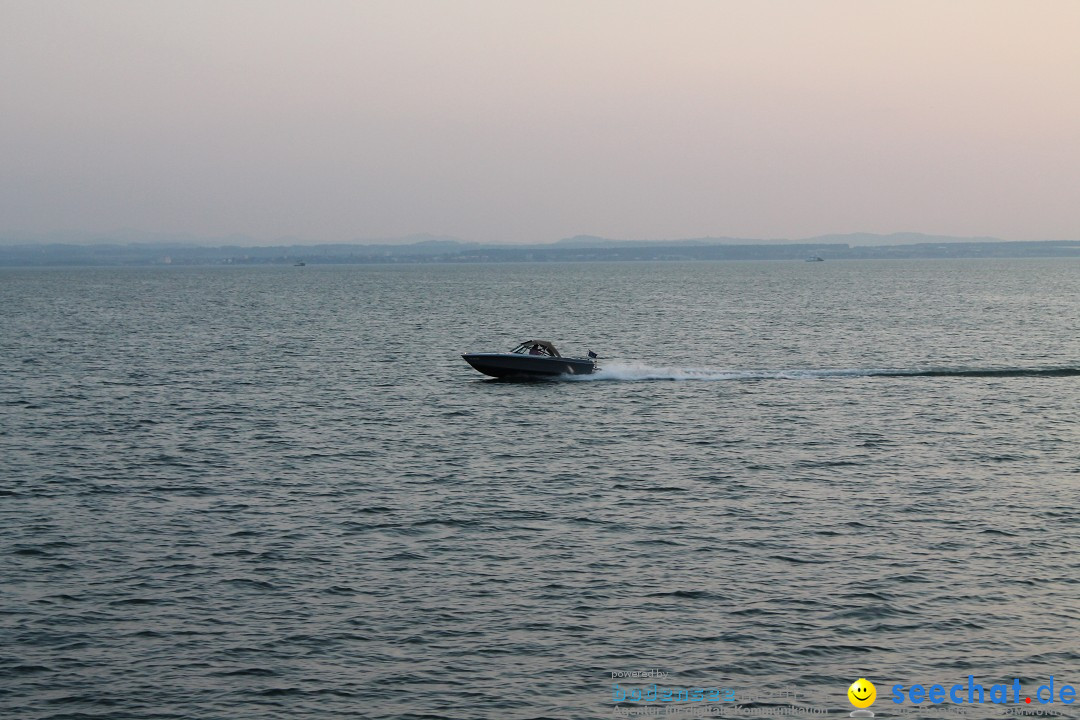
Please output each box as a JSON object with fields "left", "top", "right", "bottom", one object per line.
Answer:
{"left": 572, "top": 362, "right": 903, "bottom": 382}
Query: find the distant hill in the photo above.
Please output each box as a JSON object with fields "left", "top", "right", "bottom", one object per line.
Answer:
{"left": 555, "top": 234, "right": 766, "bottom": 247}
{"left": 555, "top": 232, "right": 1007, "bottom": 247}
{"left": 344, "top": 233, "right": 468, "bottom": 247}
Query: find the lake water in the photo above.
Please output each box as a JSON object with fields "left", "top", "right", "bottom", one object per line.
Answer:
{"left": 2, "top": 259, "right": 1079, "bottom": 719}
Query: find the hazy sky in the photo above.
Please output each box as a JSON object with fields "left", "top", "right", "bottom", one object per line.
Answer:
{"left": 2, "top": 1, "right": 1079, "bottom": 243}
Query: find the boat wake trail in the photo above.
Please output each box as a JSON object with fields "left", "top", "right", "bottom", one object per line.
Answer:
{"left": 575, "top": 362, "right": 1080, "bottom": 383}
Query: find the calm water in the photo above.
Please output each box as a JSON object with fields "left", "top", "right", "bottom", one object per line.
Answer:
{"left": 2, "top": 260, "right": 1080, "bottom": 719}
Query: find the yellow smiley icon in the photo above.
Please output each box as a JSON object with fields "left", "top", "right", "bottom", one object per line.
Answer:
{"left": 848, "top": 678, "right": 876, "bottom": 709}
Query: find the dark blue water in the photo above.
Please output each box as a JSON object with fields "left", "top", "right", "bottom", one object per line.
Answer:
{"left": 3, "top": 260, "right": 1079, "bottom": 719}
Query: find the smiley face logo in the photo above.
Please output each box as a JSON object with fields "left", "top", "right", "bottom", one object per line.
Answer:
{"left": 848, "top": 678, "right": 876, "bottom": 709}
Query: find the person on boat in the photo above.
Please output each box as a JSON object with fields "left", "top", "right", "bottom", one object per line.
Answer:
{"left": 529, "top": 344, "right": 544, "bottom": 355}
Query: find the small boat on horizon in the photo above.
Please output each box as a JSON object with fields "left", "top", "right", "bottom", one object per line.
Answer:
{"left": 806, "top": 256, "right": 824, "bottom": 262}
{"left": 294, "top": 261, "right": 306, "bottom": 266}
{"left": 462, "top": 340, "right": 597, "bottom": 379}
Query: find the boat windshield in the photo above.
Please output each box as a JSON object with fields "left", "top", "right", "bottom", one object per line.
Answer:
{"left": 511, "top": 340, "right": 560, "bottom": 357}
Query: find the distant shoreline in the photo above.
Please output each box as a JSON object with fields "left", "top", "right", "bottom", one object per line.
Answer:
{"left": 2, "top": 239, "right": 1079, "bottom": 267}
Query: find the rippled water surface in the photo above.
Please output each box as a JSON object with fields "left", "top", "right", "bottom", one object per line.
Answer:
{"left": 3, "top": 260, "right": 1080, "bottom": 719}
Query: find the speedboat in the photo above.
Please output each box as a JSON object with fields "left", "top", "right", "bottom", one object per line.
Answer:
{"left": 462, "top": 340, "right": 597, "bottom": 379}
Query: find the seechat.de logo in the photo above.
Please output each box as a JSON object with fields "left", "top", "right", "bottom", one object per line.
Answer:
{"left": 848, "top": 678, "right": 877, "bottom": 717}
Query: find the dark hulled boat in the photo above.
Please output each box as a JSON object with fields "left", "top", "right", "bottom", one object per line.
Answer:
{"left": 462, "top": 340, "right": 596, "bottom": 379}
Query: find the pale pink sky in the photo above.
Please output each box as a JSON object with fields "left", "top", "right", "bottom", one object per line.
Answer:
{"left": 2, "top": 0, "right": 1078, "bottom": 243}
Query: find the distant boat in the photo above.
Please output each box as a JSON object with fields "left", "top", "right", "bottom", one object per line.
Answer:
{"left": 806, "top": 256, "right": 824, "bottom": 262}
{"left": 294, "top": 261, "right": 306, "bottom": 266}
{"left": 462, "top": 340, "right": 596, "bottom": 379}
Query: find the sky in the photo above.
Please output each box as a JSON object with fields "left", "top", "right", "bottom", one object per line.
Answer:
{"left": 2, "top": 0, "right": 1079, "bottom": 244}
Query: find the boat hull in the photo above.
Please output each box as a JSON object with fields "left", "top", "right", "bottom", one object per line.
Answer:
{"left": 462, "top": 353, "right": 595, "bottom": 378}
